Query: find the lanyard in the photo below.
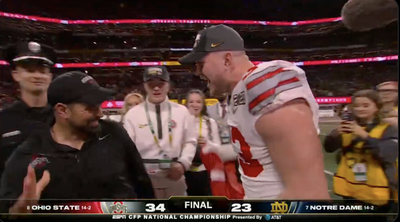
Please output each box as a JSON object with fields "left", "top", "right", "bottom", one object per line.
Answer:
{"left": 144, "top": 101, "right": 172, "bottom": 150}
{"left": 198, "top": 116, "right": 203, "bottom": 138}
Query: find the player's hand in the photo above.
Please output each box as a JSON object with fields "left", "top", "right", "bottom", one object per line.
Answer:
{"left": 167, "top": 162, "right": 185, "bottom": 181}
{"left": 9, "top": 165, "right": 50, "bottom": 214}
{"left": 198, "top": 137, "right": 207, "bottom": 148}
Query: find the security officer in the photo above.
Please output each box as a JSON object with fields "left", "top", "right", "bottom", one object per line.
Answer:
{"left": 0, "top": 71, "right": 154, "bottom": 214}
{"left": 123, "top": 66, "right": 197, "bottom": 199}
{"left": 0, "top": 42, "right": 57, "bottom": 178}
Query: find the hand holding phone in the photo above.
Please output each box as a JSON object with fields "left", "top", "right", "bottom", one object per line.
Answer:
{"left": 338, "top": 121, "right": 353, "bottom": 134}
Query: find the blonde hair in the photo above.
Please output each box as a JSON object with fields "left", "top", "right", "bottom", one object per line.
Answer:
{"left": 120, "top": 93, "right": 143, "bottom": 122}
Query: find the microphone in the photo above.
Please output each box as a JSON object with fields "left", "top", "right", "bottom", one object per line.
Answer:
{"left": 341, "top": 0, "right": 398, "bottom": 31}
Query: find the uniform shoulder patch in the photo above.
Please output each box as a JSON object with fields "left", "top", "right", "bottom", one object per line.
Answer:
{"left": 243, "top": 62, "right": 303, "bottom": 115}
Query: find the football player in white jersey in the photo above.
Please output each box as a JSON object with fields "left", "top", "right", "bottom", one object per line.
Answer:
{"left": 179, "top": 25, "right": 329, "bottom": 199}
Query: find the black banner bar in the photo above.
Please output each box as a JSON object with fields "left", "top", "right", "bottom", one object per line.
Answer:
{"left": 0, "top": 214, "right": 394, "bottom": 222}
{"left": 0, "top": 199, "right": 395, "bottom": 214}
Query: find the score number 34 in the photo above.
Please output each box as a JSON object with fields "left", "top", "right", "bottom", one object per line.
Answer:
{"left": 145, "top": 203, "right": 166, "bottom": 212}
{"left": 231, "top": 203, "right": 252, "bottom": 212}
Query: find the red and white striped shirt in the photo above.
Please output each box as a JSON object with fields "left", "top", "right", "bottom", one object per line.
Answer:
{"left": 228, "top": 60, "right": 319, "bottom": 199}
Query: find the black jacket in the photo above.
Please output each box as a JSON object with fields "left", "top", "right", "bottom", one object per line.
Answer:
{"left": 0, "top": 101, "right": 53, "bottom": 178}
{"left": 0, "top": 119, "right": 154, "bottom": 212}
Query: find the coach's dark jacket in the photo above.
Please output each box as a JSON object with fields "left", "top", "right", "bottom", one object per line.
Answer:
{"left": 0, "top": 119, "right": 154, "bottom": 213}
{"left": 0, "top": 101, "right": 53, "bottom": 179}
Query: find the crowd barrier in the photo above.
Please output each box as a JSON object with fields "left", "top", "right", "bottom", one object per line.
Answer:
{"left": 101, "top": 96, "right": 351, "bottom": 109}
{"left": 0, "top": 55, "right": 397, "bottom": 67}
{"left": 0, "top": 11, "right": 341, "bottom": 25}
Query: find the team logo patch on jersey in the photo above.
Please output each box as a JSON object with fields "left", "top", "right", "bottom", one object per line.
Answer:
{"left": 232, "top": 91, "right": 245, "bottom": 114}
{"left": 30, "top": 155, "right": 50, "bottom": 169}
{"left": 233, "top": 91, "right": 246, "bottom": 106}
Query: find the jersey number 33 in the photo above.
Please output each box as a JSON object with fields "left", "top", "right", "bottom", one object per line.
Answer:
{"left": 231, "top": 127, "right": 263, "bottom": 177}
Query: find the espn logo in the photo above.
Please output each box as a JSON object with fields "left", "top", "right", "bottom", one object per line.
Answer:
{"left": 112, "top": 215, "right": 127, "bottom": 219}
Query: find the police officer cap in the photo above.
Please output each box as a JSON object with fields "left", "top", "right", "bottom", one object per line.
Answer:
{"left": 3, "top": 41, "right": 57, "bottom": 66}
{"left": 143, "top": 66, "right": 170, "bottom": 82}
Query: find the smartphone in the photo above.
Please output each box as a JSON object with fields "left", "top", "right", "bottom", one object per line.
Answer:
{"left": 341, "top": 110, "right": 355, "bottom": 121}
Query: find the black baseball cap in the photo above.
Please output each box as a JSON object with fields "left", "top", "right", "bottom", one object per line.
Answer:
{"left": 178, "top": 25, "right": 245, "bottom": 64}
{"left": 143, "top": 66, "right": 170, "bottom": 82}
{"left": 3, "top": 41, "right": 57, "bottom": 66}
{"left": 48, "top": 71, "right": 116, "bottom": 107}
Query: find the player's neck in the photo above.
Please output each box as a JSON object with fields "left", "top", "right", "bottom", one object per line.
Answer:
{"left": 228, "top": 59, "right": 255, "bottom": 93}
{"left": 20, "top": 90, "right": 48, "bottom": 107}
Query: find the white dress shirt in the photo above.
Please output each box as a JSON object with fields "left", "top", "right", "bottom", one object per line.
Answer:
{"left": 189, "top": 116, "right": 221, "bottom": 172}
{"left": 218, "top": 102, "right": 228, "bottom": 118}
{"left": 123, "top": 98, "right": 197, "bottom": 188}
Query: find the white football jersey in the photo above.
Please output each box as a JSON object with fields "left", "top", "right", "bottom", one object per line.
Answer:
{"left": 228, "top": 60, "right": 319, "bottom": 199}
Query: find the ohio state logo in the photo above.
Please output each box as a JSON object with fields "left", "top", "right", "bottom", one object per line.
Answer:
{"left": 109, "top": 202, "right": 127, "bottom": 214}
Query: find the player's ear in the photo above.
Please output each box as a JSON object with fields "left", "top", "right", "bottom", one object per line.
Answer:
{"left": 224, "top": 52, "right": 234, "bottom": 67}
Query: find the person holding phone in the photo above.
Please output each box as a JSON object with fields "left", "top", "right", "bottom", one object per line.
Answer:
{"left": 324, "top": 89, "right": 397, "bottom": 212}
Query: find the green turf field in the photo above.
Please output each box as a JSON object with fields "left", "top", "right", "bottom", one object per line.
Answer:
{"left": 319, "top": 121, "right": 341, "bottom": 199}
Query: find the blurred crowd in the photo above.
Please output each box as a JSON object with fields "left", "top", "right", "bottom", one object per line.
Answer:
{"left": 0, "top": 0, "right": 397, "bottom": 108}
{"left": 0, "top": 61, "right": 396, "bottom": 108}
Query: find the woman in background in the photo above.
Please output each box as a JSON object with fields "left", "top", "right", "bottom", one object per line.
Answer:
{"left": 119, "top": 93, "right": 144, "bottom": 123}
{"left": 377, "top": 81, "right": 398, "bottom": 127}
{"left": 185, "top": 89, "right": 220, "bottom": 196}
{"left": 324, "top": 89, "right": 397, "bottom": 212}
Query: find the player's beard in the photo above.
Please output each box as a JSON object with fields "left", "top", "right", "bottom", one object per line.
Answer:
{"left": 68, "top": 118, "right": 101, "bottom": 136}
{"left": 209, "top": 81, "right": 229, "bottom": 97}
{"left": 207, "top": 72, "right": 229, "bottom": 97}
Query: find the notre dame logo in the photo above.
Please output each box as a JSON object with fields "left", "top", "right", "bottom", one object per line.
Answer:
{"left": 270, "top": 201, "right": 288, "bottom": 214}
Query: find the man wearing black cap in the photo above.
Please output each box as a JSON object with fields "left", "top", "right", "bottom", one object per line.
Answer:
{"left": 179, "top": 25, "right": 329, "bottom": 200}
{"left": 0, "top": 71, "right": 154, "bottom": 213}
{"left": 0, "top": 42, "right": 57, "bottom": 178}
{"left": 123, "top": 66, "right": 197, "bottom": 199}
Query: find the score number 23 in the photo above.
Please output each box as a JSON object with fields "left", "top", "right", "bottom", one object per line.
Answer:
{"left": 231, "top": 203, "right": 252, "bottom": 212}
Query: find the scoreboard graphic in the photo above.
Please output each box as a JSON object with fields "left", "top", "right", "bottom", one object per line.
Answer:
{"left": 1, "top": 197, "right": 395, "bottom": 221}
